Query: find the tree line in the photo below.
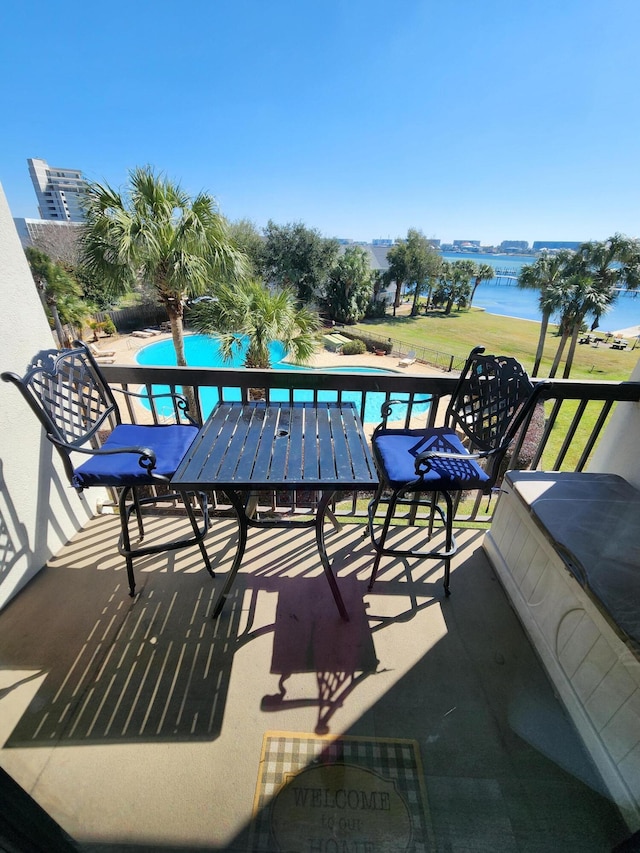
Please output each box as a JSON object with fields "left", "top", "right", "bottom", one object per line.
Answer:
{"left": 23, "top": 165, "right": 640, "bottom": 381}
{"left": 517, "top": 237, "right": 640, "bottom": 378}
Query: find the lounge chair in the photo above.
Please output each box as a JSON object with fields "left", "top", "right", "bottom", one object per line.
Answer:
{"left": 88, "top": 342, "right": 116, "bottom": 360}
{"left": 398, "top": 351, "right": 416, "bottom": 367}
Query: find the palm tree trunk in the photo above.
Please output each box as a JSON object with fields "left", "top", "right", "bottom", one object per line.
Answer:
{"left": 49, "top": 300, "right": 66, "bottom": 349}
{"left": 532, "top": 310, "right": 550, "bottom": 377}
{"left": 425, "top": 283, "right": 434, "bottom": 312}
{"left": 393, "top": 280, "right": 402, "bottom": 316}
{"left": 549, "top": 328, "right": 569, "bottom": 378}
{"left": 562, "top": 322, "right": 582, "bottom": 379}
{"left": 166, "top": 301, "right": 199, "bottom": 420}
{"left": 469, "top": 277, "right": 480, "bottom": 309}
{"left": 410, "top": 284, "right": 421, "bottom": 316}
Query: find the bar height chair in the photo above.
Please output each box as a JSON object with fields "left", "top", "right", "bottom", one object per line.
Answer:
{"left": 2, "top": 342, "right": 213, "bottom": 597}
{"left": 367, "top": 346, "right": 547, "bottom": 595}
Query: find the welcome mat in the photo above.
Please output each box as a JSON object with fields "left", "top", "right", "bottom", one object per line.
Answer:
{"left": 251, "top": 732, "right": 433, "bottom": 852}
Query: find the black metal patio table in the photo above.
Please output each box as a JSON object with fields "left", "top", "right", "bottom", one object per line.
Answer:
{"left": 171, "top": 401, "right": 379, "bottom": 620}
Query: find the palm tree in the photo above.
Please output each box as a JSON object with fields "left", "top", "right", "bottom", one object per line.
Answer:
{"left": 384, "top": 241, "right": 409, "bottom": 316}
{"left": 560, "top": 279, "right": 616, "bottom": 378}
{"left": 323, "top": 245, "right": 373, "bottom": 324}
{"left": 435, "top": 260, "right": 473, "bottom": 315}
{"left": 25, "top": 246, "right": 84, "bottom": 347}
{"left": 518, "top": 252, "right": 572, "bottom": 376}
{"left": 80, "top": 166, "right": 248, "bottom": 369}
{"left": 557, "top": 235, "right": 640, "bottom": 377}
{"left": 468, "top": 262, "right": 495, "bottom": 308}
{"left": 189, "top": 280, "right": 319, "bottom": 370}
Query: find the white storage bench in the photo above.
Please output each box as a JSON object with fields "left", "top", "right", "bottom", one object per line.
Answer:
{"left": 484, "top": 471, "right": 640, "bottom": 829}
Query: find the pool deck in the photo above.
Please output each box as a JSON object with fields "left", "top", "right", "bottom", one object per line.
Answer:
{"left": 89, "top": 330, "right": 436, "bottom": 375}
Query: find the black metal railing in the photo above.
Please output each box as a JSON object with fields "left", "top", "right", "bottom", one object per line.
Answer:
{"left": 100, "top": 363, "right": 640, "bottom": 525}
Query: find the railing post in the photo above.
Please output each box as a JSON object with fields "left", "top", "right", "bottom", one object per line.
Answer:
{"left": 448, "top": 355, "right": 454, "bottom": 372}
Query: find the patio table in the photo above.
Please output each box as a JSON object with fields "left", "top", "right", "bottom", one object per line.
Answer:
{"left": 171, "top": 401, "right": 378, "bottom": 620}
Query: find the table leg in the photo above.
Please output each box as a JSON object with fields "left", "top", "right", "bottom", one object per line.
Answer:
{"left": 212, "top": 490, "right": 248, "bottom": 618}
{"left": 316, "top": 491, "right": 349, "bottom": 621}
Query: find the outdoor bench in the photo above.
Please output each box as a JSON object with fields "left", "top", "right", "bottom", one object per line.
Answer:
{"left": 322, "top": 333, "right": 352, "bottom": 352}
{"left": 484, "top": 470, "right": 640, "bottom": 830}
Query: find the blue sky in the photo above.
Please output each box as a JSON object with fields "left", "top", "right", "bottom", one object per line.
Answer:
{"left": 1, "top": 0, "right": 639, "bottom": 246}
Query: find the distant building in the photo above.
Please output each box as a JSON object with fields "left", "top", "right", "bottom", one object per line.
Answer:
{"left": 371, "top": 238, "right": 394, "bottom": 247}
{"left": 28, "top": 157, "right": 87, "bottom": 222}
{"left": 500, "top": 240, "right": 529, "bottom": 252}
{"left": 532, "top": 240, "right": 581, "bottom": 251}
{"left": 453, "top": 240, "right": 481, "bottom": 248}
{"left": 13, "top": 218, "right": 84, "bottom": 266}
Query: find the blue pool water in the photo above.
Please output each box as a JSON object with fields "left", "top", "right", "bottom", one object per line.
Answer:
{"left": 136, "top": 335, "right": 430, "bottom": 423}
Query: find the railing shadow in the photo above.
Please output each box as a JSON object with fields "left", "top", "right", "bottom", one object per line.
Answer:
{"left": 1, "top": 516, "right": 244, "bottom": 747}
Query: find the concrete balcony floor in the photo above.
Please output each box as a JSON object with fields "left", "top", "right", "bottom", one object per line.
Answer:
{"left": 0, "top": 512, "right": 632, "bottom": 852}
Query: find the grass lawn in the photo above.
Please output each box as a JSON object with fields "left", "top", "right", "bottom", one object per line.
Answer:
{"left": 352, "top": 307, "right": 639, "bottom": 471}
{"left": 353, "top": 307, "right": 638, "bottom": 382}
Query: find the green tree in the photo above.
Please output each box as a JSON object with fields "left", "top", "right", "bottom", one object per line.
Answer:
{"left": 384, "top": 241, "right": 410, "bottom": 316}
{"left": 80, "top": 166, "right": 248, "bottom": 371}
{"left": 189, "top": 280, "right": 319, "bottom": 369}
{"left": 227, "top": 218, "right": 264, "bottom": 277}
{"left": 323, "top": 246, "right": 373, "bottom": 324}
{"left": 25, "top": 246, "right": 85, "bottom": 346}
{"left": 544, "top": 235, "right": 640, "bottom": 378}
{"left": 563, "top": 279, "right": 617, "bottom": 378}
{"left": 434, "top": 260, "right": 473, "bottom": 315}
{"left": 404, "top": 230, "right": 442, "bottom": 316}
{"left": 518, "top": 251, "right": 572, "bottom": 376}
{"left": 262, "top": 221, "right": 339, "bottom": 304}
{"left": 547, "top": 275, "right": 616, "bottom": 378}
{"left": 468, "top": 262, "right": 495, "bottom": 308}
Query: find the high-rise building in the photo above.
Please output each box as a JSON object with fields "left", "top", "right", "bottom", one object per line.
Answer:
{"left": 28, "top": 157, "right": 87, "bottom": 222}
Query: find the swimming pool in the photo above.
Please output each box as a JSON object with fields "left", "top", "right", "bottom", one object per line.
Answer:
{"left": 136, "top": 335, "right": 430, "bottom": 423}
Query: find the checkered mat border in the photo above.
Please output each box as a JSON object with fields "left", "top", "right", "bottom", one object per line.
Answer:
{"left": 251, "top": 731, "right": 433, "bottom": 852}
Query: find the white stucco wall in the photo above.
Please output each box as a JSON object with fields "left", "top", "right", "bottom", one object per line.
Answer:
{"left": 587, "top": 358, "right": 640, "bottom": 489}
{"left": 0, "top": 182, "right": 95, "bottom": 610}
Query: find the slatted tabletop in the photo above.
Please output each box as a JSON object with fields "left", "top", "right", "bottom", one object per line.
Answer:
{"left": 172, "top": 401, "right": 378, "bottom": 492}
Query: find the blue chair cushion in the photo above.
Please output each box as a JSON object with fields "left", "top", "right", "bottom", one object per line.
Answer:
{"left": 72, "top": 424, "right": 198, "bottom": 489}
{"left": 374, "top": 427, "right": 491, "bottom": 490}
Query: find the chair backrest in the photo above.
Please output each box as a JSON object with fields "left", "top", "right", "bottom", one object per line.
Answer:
{"left": 445, "top": 346, "right": 539, "bottom": 455}
{"left": 1, "top": 343, "right": 121, "bottom": 484}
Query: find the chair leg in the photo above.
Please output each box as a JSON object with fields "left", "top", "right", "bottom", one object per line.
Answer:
{"left": 181, "top": 491, "right": 213, "bottom": 577}
{"left": 118, "top": 486, "right": 137, "bottom": 597}
{"left": 442, "top": 491, "right": 454, "bottom": 597}
{"left": 368, "top": 489, "right": 401, "bottom": 591}
{"left": 132, "top": 488, "right": 145, "bottom": 540}
{"left": 117, "top": 487, "right": 213, "bottom": 599}
{"left": 368, "top": 486, "right": 458, "bottom": 596}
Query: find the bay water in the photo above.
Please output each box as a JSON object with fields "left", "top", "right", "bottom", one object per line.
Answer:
{"left": 440, "top": 252, "right": 640, "bottom": 333}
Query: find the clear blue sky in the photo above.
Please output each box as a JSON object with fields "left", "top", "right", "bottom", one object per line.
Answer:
{"left": 1, "top": 0, "right": 639, "bottom": 246}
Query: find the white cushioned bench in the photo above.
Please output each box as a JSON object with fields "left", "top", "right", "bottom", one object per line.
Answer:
{"left": 484, "top": 471, "right": 640, "bottom": 830}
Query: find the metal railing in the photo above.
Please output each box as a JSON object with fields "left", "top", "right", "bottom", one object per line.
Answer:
{"left": 100, "top": 362, "right": 640, "bottom": 525}
{"left": 333, "top": 327, "right": 463, "bottom": 372}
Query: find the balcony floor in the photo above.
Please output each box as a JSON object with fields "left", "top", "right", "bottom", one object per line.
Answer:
{"left": 0, "top": 512, "right": 631, "bottom": 852}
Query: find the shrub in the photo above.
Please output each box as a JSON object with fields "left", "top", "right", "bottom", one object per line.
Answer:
{"left": 101, "top": 317, "right": 116, "bottom": 336}
{"left": 364, "top": 299, "right": 388, "bottom": 319}
{"left": 352, "top": 334, "right": 392, "bottom": 354}
{"left": 499, "top": 400, "right": 546, "bottom": 480}
{"left": 341, "top": 339, "right": 367, "bottom": 355}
